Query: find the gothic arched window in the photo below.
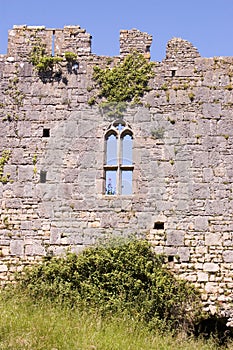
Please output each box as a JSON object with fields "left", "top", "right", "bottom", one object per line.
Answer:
{"left": 104, "top": 121, "right": 133, "bottom": 195}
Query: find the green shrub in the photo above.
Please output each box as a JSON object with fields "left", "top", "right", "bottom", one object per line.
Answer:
{"left": 15, "top": 238, "right": 202, "bottom": 332}
{"left": 91, "top": 52, "right": 154, "bottom": 104}
{"left": 35, "top": 55, "right": 63, "bottom": 73}
{"left": 64, "top": 51, "right": 78, "bottom": 62}
{"left": 30, "top": 46, "right": 76, "bottom": 74}
{"left": 0, "top": 150, "right": 11, "bottom": 184}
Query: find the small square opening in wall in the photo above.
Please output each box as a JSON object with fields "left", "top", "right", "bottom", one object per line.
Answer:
{"left": 171, "top": 70, "right": 176, "bottom": 77}
{"left": 43, "top": 128, "right": 50, "bottom": 137}
{"left": 40, "top": 170, "right": 47, "bottom": 183}
{"left": 153, "top": 222, "right": 164, "bottom": 230}
{"left": 168, "top": 255, "right": 174, "bottom": 262}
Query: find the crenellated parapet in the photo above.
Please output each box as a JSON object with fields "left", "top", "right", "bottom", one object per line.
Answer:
{"left": 5, "top": 25, "right": 204, "bottom": 63}
{"left": 8, "top": 25, "right": 52, "bottom": 58}
{"left": 53, "top": 26, "right": 92, "bottom": 56}
{"left": 119, "top": 28, "right": 153, "bottom": 59}
{"left": 6, "top": 26, "right": 153, "bottom": 61}
{"left": 165, "top": 37, "right": 201, "bottom": 62}
{"left": 7, "top": 25, "right": 92, "bottom": 59}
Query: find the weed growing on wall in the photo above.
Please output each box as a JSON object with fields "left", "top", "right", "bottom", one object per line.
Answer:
{"left": 30, "top": 43, "right": 78, "bottom": 82}
{"left": 89, "top": 52, "right": 154, "bottom": 114}
{"left": 30, "top": 44, "right": 63, "bottom": 73}
{"left": 2, "top": 64, "right": 25, "bottom": 125}
{"left": 0, "top": 150, "right": 11, "bottom": 184}
{"left": 64, "top": 52, "right": 78, "bottom": 62}
{"left": 15, "top": 238, "right": 203, "bottom": 332}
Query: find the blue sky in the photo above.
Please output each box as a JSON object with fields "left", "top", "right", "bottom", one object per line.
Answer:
{"left": 1, "top": 0, "right": 233, "bottom": 61}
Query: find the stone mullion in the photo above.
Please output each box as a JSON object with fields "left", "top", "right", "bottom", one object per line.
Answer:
{"left": 116, "top": 135, "right": 121, "bottom": 195}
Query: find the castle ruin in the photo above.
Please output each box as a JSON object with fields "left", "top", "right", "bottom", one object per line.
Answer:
{"left": 0, "top": 25, "right": 233, "bottom": 321}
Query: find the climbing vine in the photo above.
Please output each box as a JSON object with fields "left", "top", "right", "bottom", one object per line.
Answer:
{"left": 89, "top": 52, "right": 154, "bottom": 110}
{"left": 30, "top": 44, "right": 62, "bottom": 73}
{"left": 1, "top": 63, "right": 24, "bottom": 132}
{"left": 0, "top": 150, "right": 11, "bottom": 184}
{"left": 30, "top": 44, "right": 77, "bottom": 75}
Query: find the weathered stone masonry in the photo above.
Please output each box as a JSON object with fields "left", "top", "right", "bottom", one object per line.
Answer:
{"left": 0, "top": 25, "right": 233, "bottom": 319}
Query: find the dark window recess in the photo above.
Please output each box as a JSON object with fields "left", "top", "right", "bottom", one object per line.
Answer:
{"left": 40, "top": 170, "right": 47, "bottom": 183}
{"left": 168, "top": 255, "right": 174, "bottom": 262}
{"left": 153, "top": 222, "right": 164, "bottom": 230}
{"left": 171, "top": 70, "right": 176, "bottom": 77}
{"left": 52, "top": 30, "right": 55, "bottom": 56}
{"left": 43, "top": 128, "right": 50, "bottom": 137}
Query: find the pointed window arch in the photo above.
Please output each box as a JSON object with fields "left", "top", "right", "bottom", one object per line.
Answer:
{"left": 104, "top": 120, "right": 133, "bottom": 195}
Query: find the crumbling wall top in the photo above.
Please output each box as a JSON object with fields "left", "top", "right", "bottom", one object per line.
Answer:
{"left": 5, "top": 25, "right": 205, "bottom": 63}
{"left": 165, "top": 37, "right": 200, "bottom": 62}
{"left": 54, "top": 25, "right": 92, "bottom": 56}
{"left": 7, "top": 25, "right": 92, "bottom": 59}
{"left": 120, "top": 29, "right": 153, "bottom": 59}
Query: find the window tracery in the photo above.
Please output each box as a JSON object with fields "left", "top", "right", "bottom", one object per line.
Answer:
{"left": 104, "top": 120, "right": 133, "bottom": 195}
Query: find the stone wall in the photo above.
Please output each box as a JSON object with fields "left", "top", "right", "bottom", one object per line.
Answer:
{"left": 7, "top": 25, "right": 91, "bottom": 58}
{"left": 0, "top": 25, "right": 233, "bottom": 320}
{"left": 120, "top": 28, "right": 152, "bottom": 59}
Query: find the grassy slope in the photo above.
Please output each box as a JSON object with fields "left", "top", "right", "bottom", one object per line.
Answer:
{"left": 0, "top": 294, "right": 227, "bottom": 350}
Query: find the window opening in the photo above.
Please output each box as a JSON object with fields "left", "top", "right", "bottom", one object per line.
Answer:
{"left": 40, "top": 170, "right": 47, "bottom": 183}
{"left": 122, "top": 134, "right": 133, "bottom": 165}
{"left": 116, "top": 123, "right": 124, "bottom": 131}
{"left": 168, "top": 255, "right": 174, "bottom": 262}
{"left": 43, "top": 128, "right": 50, "bottom": 137}
{"left": 106, "top": 134, "right": 117, "bottom": 165}
{"left": 154, "top": 222, "right": 164, "bottom": 230}
{"left": 121, "top": 170, "right": 133, "bottom": 195}
{"left": 106, "top": 170, "right": 116, "bottom": 195}
{"left": 52, "top": 30, "right": 55, "bottom": 56}
{"left": 171, "top": 70, "right": 176, "bottom": 77}
{"left": 104, "top": 121, "right": 133, "bottom": 195}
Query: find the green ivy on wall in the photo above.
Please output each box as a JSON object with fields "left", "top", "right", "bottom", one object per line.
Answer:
{"left": 30, "top": 43, "right": 77, "bottom": 75}
{"left": 89, "top": 52, "right": 154, "bottom": 109}
{"left": 0, "top": 150, "right": 11, "bottom": 184}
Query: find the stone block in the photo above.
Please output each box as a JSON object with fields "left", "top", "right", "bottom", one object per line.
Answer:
{"left": 203, "top": 103, "right": 221, "bottom": 119}
{"left": 164, "top": 247, "right": 178, "bottom": 256}
{"left": 5, "top": 198, "right": 22, "bottom": 209}
{"left": 178, "top": 247, "right": 190, "bottom": 262}
{"left": 25, "top": 243, "right": 45, "bottom": 256}
{"left": 152, "top": 246, "right": 164, "bottom": 254}
{"left": 197, "top": 272, "right": 209, "bottom": 282}
{"left": 0, "top": 264, "right": 8, "bottom": 272}
{"left": 203, "top": 263, "right": 219, "bottom": 272}
{"left": 223, "top": 250, "right": 233, "bottom": 263}
{"left": 195, "top": 216, "right": 209, "bottom": 231}
{"left": 10, "top": 240, "right": 24, "bottom": 256}
{"left": 18, "top": 165, "right": 34, "bottom": 182}
{"left": 204, "top": 282, "right": 219, "bottom": 294}
{"left": 193, "top": 184, "right": 210, "bottom": 199}
{"left": 205, "top": 233, "right": 222, "bottom": 246}
{"left": 134, "top": 109, "right": 151, "bottom": 123}
{"left": 166, "top": 231, "right": 184, "bottom": 246}
{"left": 17, "top": 121, "right": 32, "bottom": 137}
{"left": 189, "top": 273, "right": 199, "bottom": 282}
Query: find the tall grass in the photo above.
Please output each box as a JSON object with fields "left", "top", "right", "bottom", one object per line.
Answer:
{"left": 0, "top": 293, "right": 227, "bottom": 350}
{"left": 1, "top": 239, "right": 232, "bottom": 349}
